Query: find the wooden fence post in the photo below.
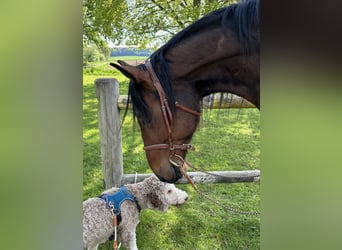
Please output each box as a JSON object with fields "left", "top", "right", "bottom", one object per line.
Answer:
{"left": 95, "top": 78, "right": 123, "bottom": 189}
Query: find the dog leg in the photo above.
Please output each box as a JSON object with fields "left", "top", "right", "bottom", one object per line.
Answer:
{"left": 119, "top": 223, "right": 138, "bottom": 250}
{"left": 86, "top": 244, "right": 98, "bottom": 250}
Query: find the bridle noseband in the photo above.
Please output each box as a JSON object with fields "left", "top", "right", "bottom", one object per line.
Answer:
{"left": 144, "top": 60, "right": 201, "bottom": 155}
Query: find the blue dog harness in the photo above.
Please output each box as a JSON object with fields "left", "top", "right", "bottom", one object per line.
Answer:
{"left": 99, "top": 186, "right": 140, "bottom": 216}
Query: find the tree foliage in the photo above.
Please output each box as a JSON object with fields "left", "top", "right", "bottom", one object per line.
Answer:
{"left": 83, "top": 0, "right": 127, "bottom": 47}
{"left": 83, "top": 45, "right": 110, "bottom": 66}
{"left": 83, "top": 0, "right": 235, "bottom": 48}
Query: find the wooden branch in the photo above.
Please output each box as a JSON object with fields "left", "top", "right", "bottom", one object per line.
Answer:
{"left": 202, "top": 93, "right": 256, "bottom": 109}
{"left": 117, "top": 93, "right": 256, "bottom": 110}
{"left": 121, "top": 170, "right": 260, "bottom": 185}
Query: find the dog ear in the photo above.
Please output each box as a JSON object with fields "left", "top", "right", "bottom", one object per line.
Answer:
{"left": 147, "top": 192, "right": 162, "bottom": 209}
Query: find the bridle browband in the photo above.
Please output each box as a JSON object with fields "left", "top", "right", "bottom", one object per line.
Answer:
{"left": 144, "top": 60, "right": 201, "bottom": 153}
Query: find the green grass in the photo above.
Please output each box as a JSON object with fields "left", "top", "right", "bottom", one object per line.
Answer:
{"left": 83, "top": 59, "right": 260, "bottom": 249}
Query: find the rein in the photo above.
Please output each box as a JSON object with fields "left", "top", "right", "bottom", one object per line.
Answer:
{"left": 144, "top": 60, "right": 200, "bottom": 152}
{"left": 170, "top": 154, "right": 260, "bottom": 216}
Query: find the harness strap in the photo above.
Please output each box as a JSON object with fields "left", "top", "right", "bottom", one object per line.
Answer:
{"left": 175, "top": 101, "right": 201, "bottom": 116}
{"left": 145, "top": 60, "right": 174, "bottom": 150}
{"left": 144, "top": 143, "right": 195, "bottom": 151}
{"left": 144, "top": 60, "right": 200, "bottom": 152}
{"left": 99, "top": 186, "right": 140, "bottom": 216}
{"left": 113, "top": 215, "right": 118, "bottom": 250}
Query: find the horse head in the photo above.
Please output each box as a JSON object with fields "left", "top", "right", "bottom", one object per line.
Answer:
{"left": 111, "top": 60, "right": 201, "bottom": 183}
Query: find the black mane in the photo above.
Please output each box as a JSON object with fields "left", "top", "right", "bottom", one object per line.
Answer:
{"left": 130, "top": 0, "right": 259, "bottom": 123}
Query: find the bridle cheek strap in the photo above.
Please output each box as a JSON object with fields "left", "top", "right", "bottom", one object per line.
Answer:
{"left": 144, "top": 60, "right": 200, "bottom": 153}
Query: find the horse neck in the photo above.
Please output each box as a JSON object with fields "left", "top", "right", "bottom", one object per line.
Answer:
{"left": 166, "top": 28, "right": 260, "bottom": 108}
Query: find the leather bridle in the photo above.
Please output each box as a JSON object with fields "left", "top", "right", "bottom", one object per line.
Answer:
{"left": 144, "top": 60, "right": 201, "bottom": 156}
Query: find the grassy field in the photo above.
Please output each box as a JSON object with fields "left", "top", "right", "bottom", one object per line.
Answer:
{"left": 83, "top": 57, "right": 260, "bottom": 249}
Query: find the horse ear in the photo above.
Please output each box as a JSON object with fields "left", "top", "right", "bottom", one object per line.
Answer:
{"left": 110, "top": 61, "right": 151, "bottom": 85}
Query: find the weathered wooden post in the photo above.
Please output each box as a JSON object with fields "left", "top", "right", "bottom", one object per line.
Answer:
{"left": 95, "top": 78, "right": 123, "bottom": 189}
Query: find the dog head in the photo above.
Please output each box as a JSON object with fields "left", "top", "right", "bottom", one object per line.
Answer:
{"left": 144, "top": 175, "right": 188, "bottom": 212}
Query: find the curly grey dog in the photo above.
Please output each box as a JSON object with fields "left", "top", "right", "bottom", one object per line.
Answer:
{"left": 83, "top": 175, "right": 188, "bottom": 250}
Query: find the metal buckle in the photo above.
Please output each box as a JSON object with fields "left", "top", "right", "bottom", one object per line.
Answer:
{"left": 182, "top": 144, "right": 195, "bottom": 150}
{"left": 108, "top": 201, "right": 115, "bottom": 216}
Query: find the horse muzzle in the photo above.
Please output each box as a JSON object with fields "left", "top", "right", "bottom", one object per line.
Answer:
{"left": 155, "top": 163, "right": 182, "bottom": 183}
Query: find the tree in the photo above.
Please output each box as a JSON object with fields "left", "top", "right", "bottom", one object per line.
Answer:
{"left": 83, "top": 0, "right": 235, "bottom": 48}
{"left": 83, "top": 45, "right": 109, "bottom": 66}
{"left": 99, "top": 46, "right": 111, "bottom": 60}
{"left": 83, "top": 0, "right": 128, "bottom": 47}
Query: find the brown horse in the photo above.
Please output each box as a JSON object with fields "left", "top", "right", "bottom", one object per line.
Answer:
{"left": 111, "top": 0, "right": 259, "bottom": 183}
